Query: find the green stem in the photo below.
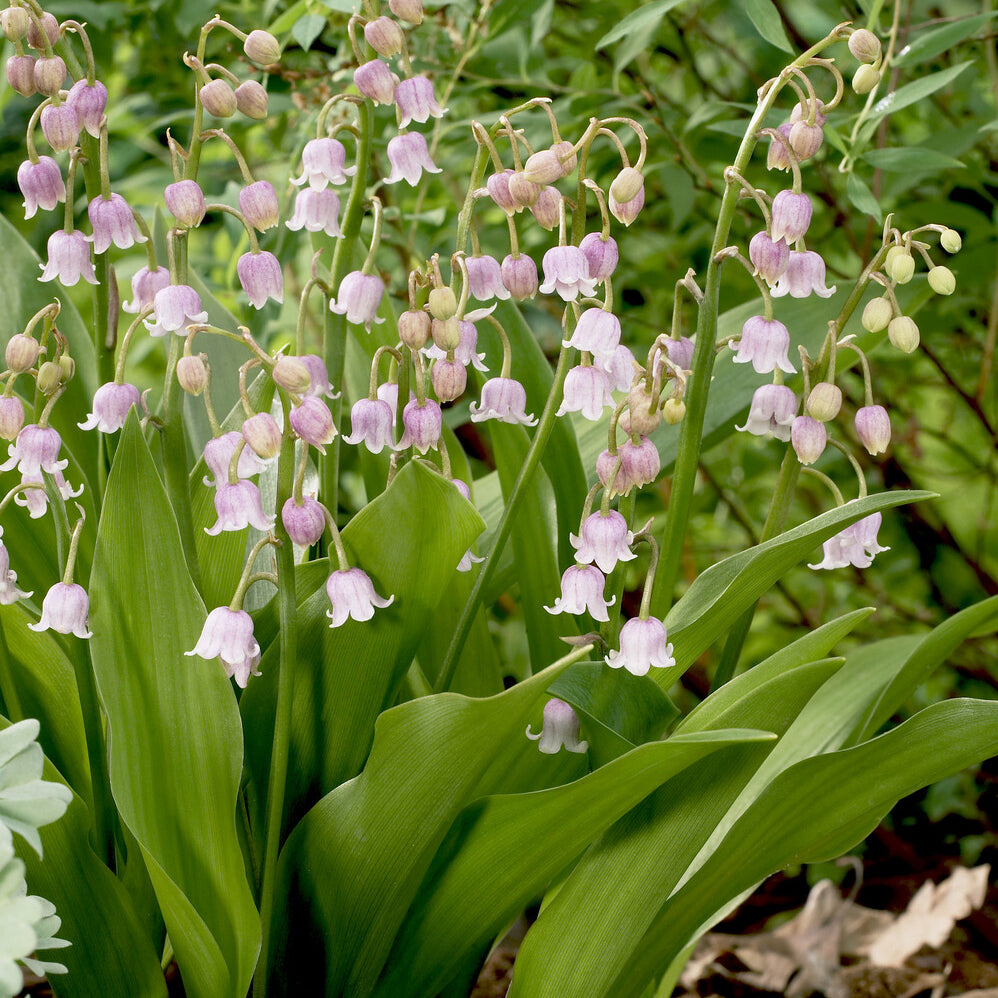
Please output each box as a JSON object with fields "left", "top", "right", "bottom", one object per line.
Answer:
{"left": 435, "top": 344, "right": 575, "bottom": 691}
{"left": 599, "top": 490, "right": 635, "bottom": 648}
{"left": 253, "top": 400, "right": 297, "bottom": 998}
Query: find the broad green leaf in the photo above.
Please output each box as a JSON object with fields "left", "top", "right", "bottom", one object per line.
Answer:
{"left": 865, "top": 62, "right": 974, "bottom": 127}
{"left": 658, "top": 491, "right": 931, "bottom": 686}
{"left": 268, "top": 651, "right": 595, "bottom": 996}
{"left": 376, "top": 728, "right": 774, "bottom": 998}
{"left": 240, "top": 459, "right": 486, "bottom": 832}
{"left": 894, "top": 13, "right": 996, "bottom": 66}
{"left": 608, "top": 699, "right": 998, "bottom": 998}
{"left": 0, "top": 718, "right": 167, "bottom": 998}
{"left": 291, "top": 13, "right": 326, "bottom": 51}
{"left": 595, "top": 0, "right": 685, "bottom": 50}
{"left": 88, "top": 416, "right": 259, "bottom": 998}
{"left": 846, "top": 172, "right": 883, "bottom": 221}
{"left": 862, "top": 147, "right": 965, "bottom": 172}
{"left": 744, "top": 0, "right": 793, "bottom": 53}
{"left": 508, "top": 655, "right": 840, "bottom": 998}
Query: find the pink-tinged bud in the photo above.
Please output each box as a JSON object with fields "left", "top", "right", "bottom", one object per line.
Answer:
{"left": 767, "top": 122, "right": 793, "bottom": 171}
{"left": 465, "top": 254, "right": 510, "bottom": 302}
{"left": 272, "top": 356, "right": 311, "bottom": 394}
{"left": 237, "top": 251, "right": 284, "bottom": 309}
{"left": 385, "top": 131, "right": 441, "bottom": 186}
{"left": 242, "top": 412, "right": 282, "bottom": 459}
{"left": 855, "top": 405, "right": 890, "bottom": 455}
{"left": 806, "top": 382, "right": 842, "bottom": 421}
{"left": 862, "top": 296, "right": 893, "bottom": 332}
{"left": 65, "top": 79, "right": 108, "bottom": 137}
{"left": 508, "top": 172, "right": 541, "bottom": 209}
{"left": 177, "top": 355, "right": 208, "bottom": 395}
{"left": 398, "top": 398, "right": 442, "bottom": 453}
{"left": 530, "top": 185, "right": 561, "bottom": 230}
{"left": 364, "top": 16, "right": 404, "bottom": 56}
{"left": 164, "top": 180, "right": 206, "bottom": 228}
{"left": 389, "top": 0, "right": 423, "bottom": 23}
{"left": 609, "top": 166, "right": 643, "bottom": 205}
{"left": 789, "top": 120, "right": 823, "bottom": 160}
{"left": 244, "top": 29, "right": 281, "bottom": 65}
{"left": 522, "top": 148, "right": 563, "bottom": 186}
{"left": 770, "top": 190, "right": 812, "bottom": 244}
{"left": 486, "top": 169, "right": 517, "bottom": 213}
{"left": 626, "top": 384, "right": 661, "bottom": 435}
{"left": 431, "top": 358, "right": 467, "bottom": 402}
{"left": 888, "top": 315, "right": 919, "bottom": 353}
{"left": 6, "top": 334, "right": 40, "bottom": 373}
{"left": 289, "top": 396, "right": 337, "bottom": 452}
{"left": 27, "top": 11, "right": 59, "bottom": 49}
{"left": 88, "top": 192, "right": 145, "bottom": 254}
{"left": 501, "top": 254, "right": 538, "bottom": 300}
{"left": 596, "top": 448, "right": 627, "bottom": 494}
{"left": 579, "top": 232, "right": 619, "bottom": 283}
{"left": 0, "top": 397, "right": 25, "bottom": 440}
{"left": 239, "top": 180, "right": 279, "bottom": 231}
{"left": 1, "top": 6, "right": 29, "bottom": 41}
{"left": 282, "top": 496, "right": 325, "bottom": 546}
{"left": 394, "top": 75, "right": 445, "bottom": 129}
{"left": 199, "top": 78, "right": 237, "bottom": 117}
{"left": 235, "top": 80, "right": 268, "bottom": 119}
{"left": 789, "top": 100, "right": 827, "bottom": 127}
{"left": 39, "top": 102, "right": 79, "bottom": 151}
{"left": 620, "top": 436, "right": 660, "bottom": 488}
{"left": 551, "top": 140, "right": 577, "bottom": 178}
{"left": 431, "top": 317, "right": 461, "bottom": 352}
{"left": 849, "top": 28, "right": 881, "bottom": 63}
{"left": 33, "top": 55, "right": 66, "bottom": 96}
{"left": 609, "top": 184, "right": 644, "bottom": 226}
{"left": 354, "top": 59, "right": 397, "bottom": 105}
{"left": 790, "top": 415, "right": 827, "bottom": 465}
{"left": 398, "top": 308, "right": 431, "bottom": 349}
{"left": 5, "top": 55, "right": 35, "bottom": 96}
{"left": 852, "top": 65, "right": 881, "bottom": 95}
{"left": 749, "top": 231, "right": 789, "bottom": 284}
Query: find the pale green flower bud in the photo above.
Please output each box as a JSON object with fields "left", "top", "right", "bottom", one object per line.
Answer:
{"left": 272, "top": 355, "right": 311, "bottom": 394}
{"left": 885, "top": 246, "right": 915, "bottom": 284}
{"left": 609, "top": 166, "right": 643, "bottom": 205}
{"left": 177, "top": 355, "right": 208, "bottom": 395}
{"left": 862, "top": 296, "right": 893, "bottom": 333}
{"left": 1, "top": 6, "right": 30, "bottom": 42}
{"left": 398, "top": 308, "right": 430, "bottom": 349}
{"left": 37, "top": 360, "right": 63, "bottom": 394}
{"left": 940, "top": 228, "right": 962, "bottom": 253}
{"left": 888, "top": 316, "right": 919, "bottom": 353}
{"left": 431, "top": 317, "right": 461, "bottom": 351}
{"left": 927, "top": 266, "right": 955, "bottom": 295}
{"left": 200, "top": 78, "right": 237, "bottom": 118}
{"left": 806, "top": 381, "right": 842, "bottom": 422}
{"left": 428, "top": 287, "right": 457, "bottom": 320}
{"left": 662, "top": 398, "right": 685, "bottom": 425}
{"left": 852, "top": 64, "right": 881, "bottom": 95}
{"left": 5, "top": 333, "right": 40, "bottom": 373}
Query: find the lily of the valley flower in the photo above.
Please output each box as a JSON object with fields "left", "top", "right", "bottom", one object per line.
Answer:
{"left": 78, "top": 382, "right": 141, "bottom": 433}
{"left": 605, "top": 616, "right": 675, "bottom": 677}
{"left": 570, "top": 510, "right": 636, "bottom": 574}
{"left": 736, "top": 384, "right": 798, "bottom": 441}
{"left": 29, "top": 582, "right": 92, "bottom": 639}
{"left": 185, "top": 606, "right": 261, "bottom": 688}
{"left": 326, "top": 567, "right": 394, "bottom": 627}
{"left": 526, "top": 698, "right": 588, "bottom": 754}
{"left": 469, "top": 378, "right": 537, "bottom": 426}
{"left": 809, "top": 511, "right": 890, "bottom": 570}
{"left": 544, "top": 564, "right": 614, "bottom": 621}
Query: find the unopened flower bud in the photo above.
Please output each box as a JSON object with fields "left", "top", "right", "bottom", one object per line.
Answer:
{"left": 353, "top": 59, "right": 397, "bottom": 105}
{"left": 884, "top": 246, "right": 914, "bottom": 284}
{"left": 6, "top": 54, "right": 35, "bottom": 96}
{"left": 164, "top": 179, "right": 206, "bottom": 228}
{"left": 522, "top": 149, "right": 563, "bottom": 186}
{"left": 626, "top": 385, "right": 661, "bottom": 435}
{"left": 855, "top": 405, "right": 890, "bottom": 455}
{"left": 364, "top": 16, "right": 404, "bottom": 57}
{"left": 940, "top": 228, "right": 961, "bottom": 253}
{"left": 243, "top": 29, "right": 280, "bottom": 65}
{"left": 37, "top": 360, "right": 63, "bottom": 394}
{"left": 200, "top": 78, "right": 237, "bottom": 118}
{"left": 530, "top": 186, "right": 560, "bottom": 230}
{"left": 2, "top": 6, "right": 29, "bottom": 41}
{"left": 609, "top": 166, "right": 643, "bottom": 205}
{"left": 848, "top": 28, "right": 881, "bottom": 63}
{"left": 272, "top": 355, "right": 311, "bottom": 394}
{"left": 235, "top": 80, "right": 268, "bottom": 119}
{"left": 551, "top": 139, "right": 577, "bottom": 178}
{"left": 428, "top": 286, "right": 457, "bottom": 320}
{"left": 33, "top": 55, "right": 66, "bottom": 96}
{"left": 5, "top": 334, "right": 40, "bottom": 373}
{"left": 177, "top": 354, "right": 208, "bottom": 395}
{"left": 431, "top": 358, "right": 467, "bottom": 402}
{"left": 398, "top": 308, "right": 430, "bottom": 349}
{"left": 389, "top": 0, "right": 423, "bottom": 23}
{"left": 888, "top": 315, "right": 919, "bottom": 353}
{"left": 791, "top": 415, "right": 827, "bottom": 465}
{"left": 862, "top": 296, "right": 893, "bottom": 332}
{"left": 852, "top": 64, "right": 881, "bottom": 95}
{"left": 40, "top": 102, "right": 79, "bottom": 151}
{"left": 431, "top": 316, "right": 461, "bottom": 351}
{"left": 662, "top": 397, "right": 685, "bottom": 424}
{"left": 0, "top": 396, "right": 25, "bottom": 440}
{"left": 26, "top": 11, "right": 58, "bottom": 49}
{"left": 58, "top": 355, "right": 74, "bottom": 383}
{"left": 788, "top": 120, "right": 823, "bottom": 160}
{"left": 508, "top": 172, "right": 540, "bottom": 208}
{"left": 806, "top": 381, "right": 842, "bottom": 421}
{"left": 242, "top": 412, "right": 282, "bottom": 459}
{"left": 927, "top": 266, "right": 955, "bottom": 295}
{"left": 501, "top": 254, "right": 538, "bottom": 300}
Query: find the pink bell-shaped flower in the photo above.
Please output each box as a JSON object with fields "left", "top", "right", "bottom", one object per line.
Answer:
{"left": 501, "top": 253, "right": 538, "bottom": 300}
{"left": 526, "top": 698, "right": 588, "bottom": 755}
{"left": 394, "top": 75, "right": 446, "bottom": 128}
{"left": 770, "top": 190, "right": 813, "bottom": 244}
{"left": 809, "top": 510, "right": 890, "bottom": 570}
{"left": 596, "top": 448, "right": 629, "bottom": 494}
{"left": 570, "top": 510, "right": 636, "bottom": 574}
{"left": 330, "top": 271, "right": 385, "bottom": 331}
{"left": 605, "top": 616, "right": 675, "bottom": 677}
{"left": 122, "top": 266, "right": 170, "bottom": 313}
{"left": 619, "top": 436, "right": 660, "bottom": 488}
{"left": 39, "top": 229, "right": 97, "bottom": 286}
{"left": 469, "top": 377, "right": 537, "bottom": 425}
{"left": 289, "top": 397, "right": 337, "bottom": 452}
{"left": 730, "top": 316, "right": 795, "bottom": 374}
{"left": 15, "top": 469, "right": 82, "bottom": 519}
{"left": 544, "top": 564, "right": 614, "bottom": 621}
{"left": 202, "top": 431, "right": 270, "bottom": 487}
{"left": 88, "top": 193, "right": 146, "bottom": 254}
{"left": 185, "top": 606, "right": 261, "bottom": 687}
{"left": 293, "top": 137, "right": 356, "bottom": 188}
{"left": 539, "top": 245, "right": 596, "bottom": 302}
{"left": 424, "top": 320, "right": 488, "bottom": 371}
{"left": 736, "top": 384, "right": 798, "bottom": 441}
{"left": 326, "top": 567, "right": 394, "bottom": 627}
{"left": 855, "top": 405, "right": 890, "bottom": 455}
{"left": 398, "top": 398, "right": 442, "bottom": 453}
{"left": 78, "top": 382, "right": 140, "bottom": 433}
{"left": 145, "top": 283, "right": 209, "bottom": 338}
{"left": 205, "top": 480, "right": 276, "bottom": 535}
{"left": 385, "top": 132, "right": 442, "bottom": 186}
{"left": 40, "top": 102, "right": 80, "bottom": 152}
{"left": 286, "top": 188, "right": 342, "bottom": 237}
{"left": 354, "top": 59, "right": 398, "bottom": 105}
{"left": 790, "top": 415, "right": 827, "bottom": 465}
{"left": 237, "top": 251, "right": 284, "bottom": 309}
{"left": 29, "top": 582, "right": 92, "bottom": 639}
{"left": 465, "top": 254, "right": 510, "bottom": 302}
{"left": 0, "top": 542, "right": 32, "bottom": 605}
{"left": 238, "top": 180, "right": 279, "bottom": 231}
{"left": 294, "top": 354, "right": 339, "bottom": 399}
{"left": 65, "top": 78, "right": 108, "bottom": 138}
{"left": 609, "top": 184, "right": 644, "bottom": 227}
{"left": 281, "top": 496, "right": 326, "bottom": 547}
{"left": 578, "top": 232, "right": 619, "bottom": 282}
{"left": 0, "top": 424, "right": 67, "bottom": 476}
{"left": 749, "top": 231, "right": 789, "bottom": 284}
{"left": 557, "top": 365, "right": 614, "bottom": 421}
{"left": 596, "top": 343, "right": 638, "bottom": 393}
{"left": 17, "top": 156, "right": 65, "bottom": 219}
{"left": 771, "top": 250, "right": 837, "bottom": 299}
{"left": 563, "top": 308, "right": 620, "bottom": 357}
{"left": 343, "top": 397, "right": 396, "bottom": 453}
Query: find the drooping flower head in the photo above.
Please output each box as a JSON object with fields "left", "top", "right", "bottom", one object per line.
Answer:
{"left": 730, "top": 316, "right": 795, "bottom": 374}
{"left": 122, "top": 266, "right": 171, "bottom": 313}
{"left": 293, "top": 137, "right": 357, "bottom": 188}
{"left": 544, "top": 564, "right": 614, "bottom": 621}
{"left": 385, "top": 132, "right": 442, "bottom": 186}
{"left": 343, "top": 398, "right": 396, "bottom": 454}
{"left": 809, "top": 511, "right": 890, "bottom": 571}
{"left": 17, "top": 156, "right": 65, "bottom": 219}
{"left": 394, "top": 75, "right": 446, "bottom": 128}
{"left": 237, "top": 251, "right": 284, "bottom": 309}
{"left": 202, "top": 431, "right": 270, "bottom": 487}
{"left": 771, "top": 250, "right": 836, "bottom": 299}
{"left": 238, "top": 181, "right": 279, "bottom": 231}
{"left": 286, "top": 188, "right": 342, "bottom": 237}
{"left": 65, "top": 78, "right": 108, "bottom": 137}
{"left": 326, "top": 567, "right": 394, "bottom": 627}
{"left": 469, "top": 378, "right": 537, "bottom": 426}
{"left": 0, "top": 424, "right": 67, "bottom": 477}
{"left": 205, "top": 481, "right": 276, "bottom": 535}
{"left": 0, "top": 542, "right": 31, "bottom": 605}
{"left": 465, "top": 254, "right": 510, "bottom": 302}
{"left": 526, "top": 698, "right": 589, "bottom": 755}
{"left": 289, "top": 397, "right": 337, "bottom": 453}
{"left": 78, "top": 382, "right": 140, "bottom": 433}
{"left": 578, "top": 232, "right": 619, "bottom": 283}
{"left": 736, "top": 384, "right": 798, "bottom": 441}
{"left": 398, "top": 398, "right": 442, "bottom": 454}
{"left": 539, "top": 246, "right": 596, "bottom": 302}
{"left": 563, "top": 308, "right": 620, "bottom": 357}
{"left": 39, "top": 230, "right": 97, "bottom": 286}
{"left": 29, "top": 582, "right": 92, "bottom": 639}
{"left": 570, "top": 510, "right": 636, "bottom": 574}
{"left": 88, "top": 193, "right": 146, "bottom": 254}
{"left": 557, "top": 366, "right": 614, "bottom": 422}
{"left": 145, "top": 284, "right": 209, "bottom": 338}
{"left": 605, "top": 616, "right": 675, "bottom": 677}
{"left": 281, "top": 496, "right": 326, "bottom": 548}
{"left": 329, "top": 271, "right": 385, "bottom": 331}
{"left": 185, "top": 607, "right": 261, "bottom": 688}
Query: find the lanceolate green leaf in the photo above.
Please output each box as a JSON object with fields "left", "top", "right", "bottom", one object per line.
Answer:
{"left": 608, "top": 699, "right": 998, "bottom": 998}
{"left": 376, "top": 728, "right": 773, "bottom": 998}
{"left": 88, "top": 415, "right": 259, "bottom": 998}
{"left": 744, "top": 0, "right": 793, "bottom": 53}
{"left": 594, "top": 0, "right": 684, "bottom": 50}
